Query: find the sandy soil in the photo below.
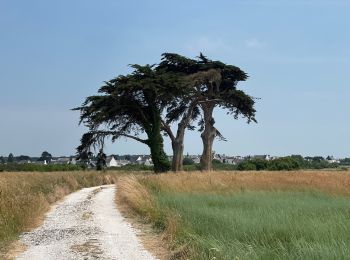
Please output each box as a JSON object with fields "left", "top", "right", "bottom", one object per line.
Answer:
{"left": 16, "top": 185, "right": 156, "bottom": 260}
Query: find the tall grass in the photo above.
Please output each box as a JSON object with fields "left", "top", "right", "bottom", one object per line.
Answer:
{"left": 118, "top": 171, "right": 350, "bottom": 259}
{"left": 0, "top": 171, "right": 125, "bottom": 255}
{"left": 0, "top": 163, "right": 83, "bottom": 172}
{"left": 157, "top": 191, "right": 350, "bottom": 259}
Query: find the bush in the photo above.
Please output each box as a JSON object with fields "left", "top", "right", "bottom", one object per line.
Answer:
{"left": 235, "top": 156, "right": 339, "bottom": 172}
{"left": 237, "top": 161, "right": 257, "bottom": 171}
{"left": 249, "top": 159, "right": 268, "bottom": 171}
{"left": 237, "top": 157, "right": 301, "bottom": 171}
{"left": 267, "top": 157, "right": 300, "bottom": 171}
{"left": 183, "top": 157, "right": 195, "bottom": 165}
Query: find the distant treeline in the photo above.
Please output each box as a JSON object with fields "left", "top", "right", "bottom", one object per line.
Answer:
{"left": 340, "top": 158, "right": 350, "bottom": 165}
{"left": 235, "top": 156, "right": 339, "bottom": 171}
{"left": 0, "top": 163, "right": 155, "bottom": 172}
{"left": 183, "top": 155, "right": 342, "bottom": 171}
{"left": 0, "top": 156, "right": 346, "bottom": 172}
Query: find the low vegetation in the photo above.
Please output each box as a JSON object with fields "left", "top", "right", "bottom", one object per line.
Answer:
{"left": 234, "top": 156, "right": 338, "bottom": 171}
{"left": 0, "top": 163, "right": 83, "bottom": 172}
{"left": 183, "top": 156, "right": 340, "bottom": 172}
{"left": 118, "top": 171, "right": 350, "bottom": 259}
{"left": 0, "top": 171, "right": 128, "bottom": 255}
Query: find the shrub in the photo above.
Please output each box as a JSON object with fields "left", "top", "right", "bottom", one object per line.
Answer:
{"left": 267, "top": 157, "right": 300, "bottom": 171}
{"left": 183, "top": 157, "right": 195, "bottom": 165}
{"left": 249, "top": 159, "right": 268, "bottom": 171}
{"left": 237, "top": 161, "right": 257, "bottom": 171}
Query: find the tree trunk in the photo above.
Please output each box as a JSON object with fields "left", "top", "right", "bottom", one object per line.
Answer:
{"left": 171, "top": 116, "right": 192, "bottom": 172}
{"left": 172, "top": 139, "right": 184, "bottom": 172}
{"left": 163, "top": 101, "right": 198, "bottom": 172}
{"left": 147, "top": 116, "right": 170, "bottom": 173}
{"left": 200, "top": 105, "right": 216, "bottom": 171}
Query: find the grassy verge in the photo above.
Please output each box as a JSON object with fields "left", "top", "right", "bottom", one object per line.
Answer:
{"left": 0, "top": 170, "right": 136, "bottom": 255}
{"left": 0, "top": 163, "right": 83, "bottom": 172}
{"left": 118, "top": 171, "right": 350, "bottom": 259}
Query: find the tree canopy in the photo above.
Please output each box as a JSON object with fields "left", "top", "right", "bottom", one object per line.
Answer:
{"left": 7, "top": 153, "right": 14, "bottom": 163}
{"left": 158, "top": 53, "right": 256, "bottom": 170}
{"left": 39, "top": 151, "right": 52, "bottom": 163}
{"left": 74, "top": 53, "right": 257, "bottom": 172}
{"left": 74, "top": 64, "right": 184, "bottom": 173}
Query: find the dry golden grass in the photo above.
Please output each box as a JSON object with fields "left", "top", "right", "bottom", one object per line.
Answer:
{"left": 117, "top": 176, "right": 156, "bottom": 218}
{"left": 116, "top": 176, "right": 171, "bottom": 260}
{"left": 139, "top": 170, "right": 350, "bottom": 196}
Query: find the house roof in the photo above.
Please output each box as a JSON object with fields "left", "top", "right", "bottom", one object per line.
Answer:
{"left": 106, "top": 156, "right": 116, "bottom": 163}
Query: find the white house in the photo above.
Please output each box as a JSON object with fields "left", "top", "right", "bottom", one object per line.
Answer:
{"left": 106, "top": 156, "right": 119, "bottom": 167}
{"left": 116, "top": 159, "right": 130, "bottom": 166}
{"left": 136, "top": 156, "right": 143, "bottom": 165}
{"left": 144, "top": 158, "right": 153, "bottom": 166}
{"left": 192, "top": 156, "right": 201, "bottom": 164}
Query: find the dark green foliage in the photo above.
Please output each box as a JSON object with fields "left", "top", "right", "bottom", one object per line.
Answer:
{"left": 183, "top": 157, "right": 195, "bottom": 165}
{"left": 15, "top": 155, "right": 31, "bottom": 161}
{"left": 148, "top": 124, "right": 171, "bottom": 172}
{"left": 267, "top": 157, "right": 301, "bottom": 171}
{"left": 236, "top": 156, "right": 338, "bottom": 171}
{"left": 0, "top": 156, "right": 5, "bottom": 164}
{"left": 249, "top": 158, "right": 268, "bottom": 170}
{"left": 159, "top": 53, "right": 257, "bottom": 171}
{"left": 158, "top": 53, "right": 257, "bottom": 124}
{"left": 38, "top": 151, "right": 52, "bottom": 163}
{"left": 7, "top": 153, "right": 14, "bottom": 163}
{"left": 237, "top": 161, "right": 257, "bottom": 171}
{"left": 212, "top": 159, "right": 222, "bottom": 165}
{"left": 74, "top": 53, "right": 258, "bottom": 172}
{"left": 340, "top": 158, "right": 350, "bottom": 165}
{"left": 96, "top": 149, "right": 106, "bottom": 171}
{"left": 73, "top": 64, "right": 182, "bottom": 173}
{"left": 77, "top": 151, "right": 93, "bottom": 168}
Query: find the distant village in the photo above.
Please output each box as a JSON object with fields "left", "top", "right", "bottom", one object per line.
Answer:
{"left": 0, "top": 152, "right": 344, "bottom": 168}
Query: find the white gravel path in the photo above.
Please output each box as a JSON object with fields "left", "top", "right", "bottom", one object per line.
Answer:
{"left": 16, "top": 185, "right": 156, "bottom": 260}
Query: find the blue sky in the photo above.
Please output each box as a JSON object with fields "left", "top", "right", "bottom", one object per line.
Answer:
{"left": 0, "top": 0, "right": 349, "bottom": 158}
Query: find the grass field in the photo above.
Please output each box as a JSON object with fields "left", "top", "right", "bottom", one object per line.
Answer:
{"left": 118, "top": 171, "right": 350, "bottom": 259}
{"left": 0, "top": 170, "right": 139, "bottom": 255}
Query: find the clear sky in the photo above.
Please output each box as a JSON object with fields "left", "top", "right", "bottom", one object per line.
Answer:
{"left": 0, "top": 0, "right": 349, "bottom": 158}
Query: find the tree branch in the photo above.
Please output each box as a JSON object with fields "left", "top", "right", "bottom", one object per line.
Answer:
{"left": 177, "top": 100, "right": 198, "bottom": 135}
{"left": 161, "top": 119, "right": 175, "bottom": 142}
{"left": 120, "top": 134, "right": 149, "bottom": 144}
{"left": 198, "top": 99, "right": 223, "bottom": 103}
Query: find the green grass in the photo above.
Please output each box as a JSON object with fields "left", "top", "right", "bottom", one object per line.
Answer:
{"left": 154, "top": 190, "right": 350, "bottom": 259}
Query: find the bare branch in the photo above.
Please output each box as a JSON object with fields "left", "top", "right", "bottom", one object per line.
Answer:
{"left": 120, "top": 134, "right": 148, "bottom": 144}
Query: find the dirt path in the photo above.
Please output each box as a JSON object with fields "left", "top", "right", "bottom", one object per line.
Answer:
{"left": 16, "top": 185, "right": 156, "bottom": 260}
